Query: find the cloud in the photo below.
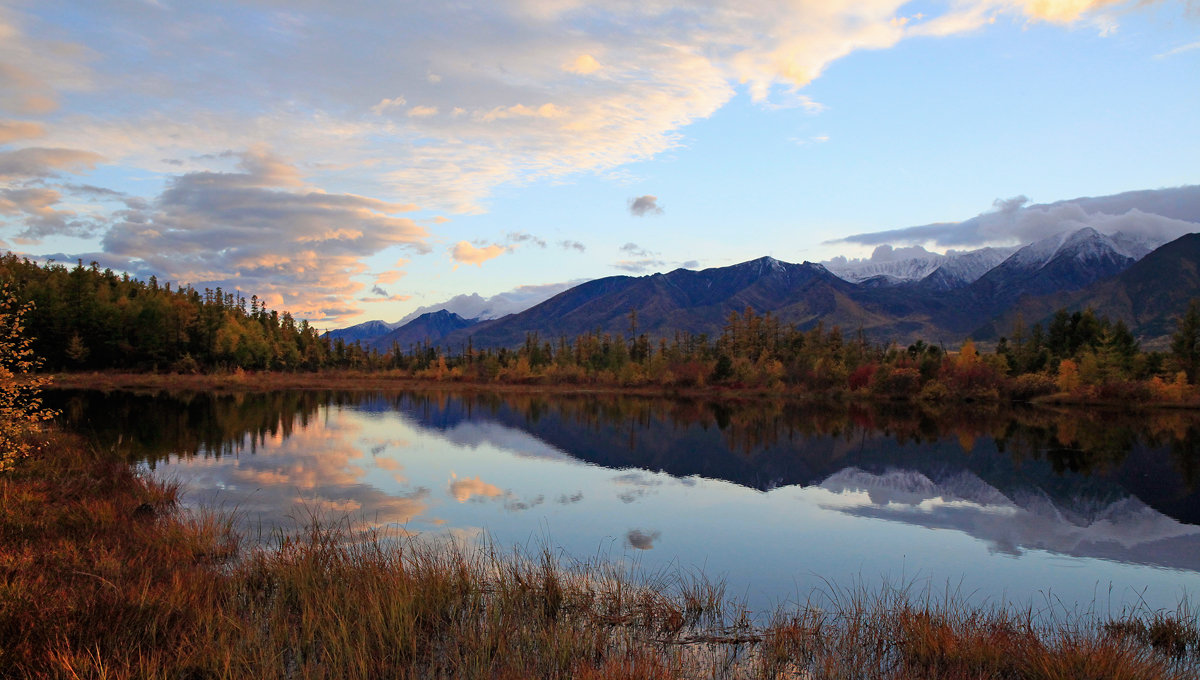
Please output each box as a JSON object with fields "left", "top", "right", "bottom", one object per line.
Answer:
{"left": 95, "top": 148, "right": 429, "bottom": 321}
{"left": 565, "top": 54, "right": 603, "bottom": 75}
{"left": 0, "top": 186, "right": 97, "bottom": 240}
{"left": 506, "top": 231, "right": 547, "bottom": 248}
{"left": 396, "top": 279, "right": 586, "bottom": 324}
{"left": 836, "top": 185, "right": 1200, "bottom": 250}
{"left": 359, "top": 284, "right": 416, "bottom": 304}
{"left": 374, "top": 270, "right": 406, "bottom": 285}
{"left": 407, "top": 105, "right": 439, "bottom": 118}
{"left": 558, "top": 239, "right": 586, "bottom": 252}
{"left": 619, "top": 242, "right": 655, "bottom": 257}
{"left": 0, "top": 120, "right": 44, "bottom": 144}
{"left": 628, "top": 195, "right": 663, "bottom": 217}
{"left": 0, "top": 0, "right": 1164, "bottom": 320}
{"left": 0, "top": 9, "right": 94, "bottom": 115}
{"left": 370, "top": 96, "right": 407, "bottom": 115}
{"left": 0, "top": 147, "right": 104, "bottom": 179}
{"left": 613, "top": 259, "right": 667, "bottom": 273}
{"left": 447, "top": 474, "right": 505, "bottom": 502}
{"left": 1157, "top": 41, "right": 1200, "bottom": 59}
{"left": 1016, "top": 0, "right": 1127, "bottom": 24}
{"left": 625, "top": 529, "right": 661, "bottom": 550}
{"left": 450, "top": 241, "right": 508, "bottom": 267}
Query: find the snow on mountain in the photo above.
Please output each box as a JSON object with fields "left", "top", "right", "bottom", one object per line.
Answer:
{"left": 825, "top": 244, "right": 1015, "bottom": 288}
{"left": 824, "top": 245, "right": 947, "bottom": 284}
{"left": 1000, "top": 227, "right": 1136, "bottom": 274}
{"left": 917, "top": 246, "right": 1016, "bottom": 291}
{"left": 818, "top": 467, "right": 1200, "bottom": 568}
{"left": 396, "top": 280, "right": 584, "bottom": 325}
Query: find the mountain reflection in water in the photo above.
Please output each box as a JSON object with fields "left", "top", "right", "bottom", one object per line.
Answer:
{"left": 51, "top": 389, "right": 1200, "bottom": 612}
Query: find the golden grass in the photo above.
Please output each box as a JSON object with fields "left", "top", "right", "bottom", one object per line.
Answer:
{"left": 2, "top": 429, "right": 1199, "bottom": 679}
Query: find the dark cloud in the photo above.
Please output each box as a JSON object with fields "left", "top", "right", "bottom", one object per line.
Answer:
{"left": 625, "top": 529, "right": 661, "bottom": 550}
{"left": 0, "top": 186, "right": 101, "bottom": 240}
{"left": 506, "top": 231, "right": 546, "bottom": 248}
{"left": 63, "top": 183, "right": 126, "bottom": 200}
{"left": 558, "top": 239, "right": 586, "bottom": 252}
{"left": 836, "top": 186, "right": 1200, "bottom": 249}
{"left": 613, "top": 258, "right": 667, "bottom": 273}
{"left": 620, "top": 242, "right": 655, "bottom": 257}
{"left": 628, "top": 194, "right": 663, "bottom": 217}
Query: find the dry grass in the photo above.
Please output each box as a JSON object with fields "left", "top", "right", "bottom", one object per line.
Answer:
{"left": 2, "top": 430, "right": 1199, "bottom": 679}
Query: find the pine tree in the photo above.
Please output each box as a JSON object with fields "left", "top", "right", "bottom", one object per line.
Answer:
{"left": 1171, "top": 300, "right": 1200, "bottom": 383}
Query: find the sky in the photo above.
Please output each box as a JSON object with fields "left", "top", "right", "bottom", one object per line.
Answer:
{"left": 1, "top": 0, "right": 1198, "bottom": 328}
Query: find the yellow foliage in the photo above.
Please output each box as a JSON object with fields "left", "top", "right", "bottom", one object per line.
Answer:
{"left": 1056, "top": 359, "right": 1080, "bottom": 393}
{"left": 0, "top": 284, "right": 56, "bottom": 472}
{"left": 955, "top": 339, "right": 979, "bottom": 368}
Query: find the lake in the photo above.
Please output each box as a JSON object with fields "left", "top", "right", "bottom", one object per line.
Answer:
{"left": 52, "top": 389, "right": 1200, "bottom": 617}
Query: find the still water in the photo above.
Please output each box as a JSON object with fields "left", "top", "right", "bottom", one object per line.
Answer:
{"left": 54, "top": 389, "right": 1200, "bottom": 615}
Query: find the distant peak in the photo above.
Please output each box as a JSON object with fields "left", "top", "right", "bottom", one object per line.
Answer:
{"left": 423, "top": 309, "right": 465, "bottom": 321}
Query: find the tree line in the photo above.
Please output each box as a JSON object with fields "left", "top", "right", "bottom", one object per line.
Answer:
{"left": 4, "top": 252, "right": 1200, "bottom": 403}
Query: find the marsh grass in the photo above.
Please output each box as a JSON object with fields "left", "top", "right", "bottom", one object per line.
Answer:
{"left": 3, "top": 430, "right": 1200, "bottom": 679}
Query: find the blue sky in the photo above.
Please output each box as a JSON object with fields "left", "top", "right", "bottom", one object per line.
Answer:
{"left": 1, "top": 0, "right": 1197, "bottom": 327}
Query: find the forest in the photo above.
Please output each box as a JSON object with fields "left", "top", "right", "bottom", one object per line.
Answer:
{"left": 3, "top": 252, "right": 1200, "bottom": 404}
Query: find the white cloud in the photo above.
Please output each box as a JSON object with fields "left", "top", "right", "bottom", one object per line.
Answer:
{"left": 0, "top": 0, "right": 1157, "bottom": 320}
{"left": 837, "top": 185, "right": 1200, "bottom": 250}
{"left": 1156, "top": 41, "right": 1200, "bottom": 59}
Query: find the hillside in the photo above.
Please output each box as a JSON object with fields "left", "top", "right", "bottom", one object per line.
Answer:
{"left": 984, "top": 233, "right": 1200, "bottom": 344}
{"left": 372, "top": 310, "right": 479, "bottom": 350}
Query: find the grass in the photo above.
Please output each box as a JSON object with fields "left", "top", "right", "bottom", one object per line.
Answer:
{"left": 3, "top": 429, "right": 1200, "bottom": 678}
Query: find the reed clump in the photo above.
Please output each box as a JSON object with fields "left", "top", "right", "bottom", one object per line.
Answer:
{"left": 3, "top": 430, "right": 1200, "bottom": 679}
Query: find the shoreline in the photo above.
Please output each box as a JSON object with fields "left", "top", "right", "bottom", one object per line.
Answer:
{"left": 3, "top": 426, "right": 1198, "bottom": 678}
{"left": 47, "top": 369, "right": 1200, "bottom": 411}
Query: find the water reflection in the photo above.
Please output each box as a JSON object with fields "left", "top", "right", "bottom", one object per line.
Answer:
{"left": 51, "top": 389, "right": 1200, "bottom": 611}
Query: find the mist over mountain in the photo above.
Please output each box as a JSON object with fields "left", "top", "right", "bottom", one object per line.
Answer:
{"left": 824, "top": 245, "right": 1015, "bottom": 289}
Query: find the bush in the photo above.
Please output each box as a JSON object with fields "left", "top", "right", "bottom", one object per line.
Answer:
{"left": 0, "top": 284, "right": 56, "bottom": 472}
{"left": 1009, "top": 373, "right": 1057, "bottom": 401}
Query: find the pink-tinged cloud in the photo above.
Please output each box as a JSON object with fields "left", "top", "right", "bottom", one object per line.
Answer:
{"left": 448, "top": 475, "right": 505, "bottom": 502}
{"left": 0, "top": 147, "right": 104, "bottom": 179}
{"left": 96, "top": 148, "right": 430, "bottom": 322}
{"left": 565, "top": 54, "right": 603, "bottom": 75}
{"left": 450, "top": 241, "right": 508, "bottom": 267}
{"left": 0, "top": 120, "right": 44, "bottom": 144}
{"left": 1019, "top": 0, "right": 1126, "bottom": 24}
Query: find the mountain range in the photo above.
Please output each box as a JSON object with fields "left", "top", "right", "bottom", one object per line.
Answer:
{"left": 337, "top": 227, "right": 1200, "bottom": 351}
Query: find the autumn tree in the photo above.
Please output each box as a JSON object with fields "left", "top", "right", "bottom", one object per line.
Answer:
{"left": 0, "top": 284, "right": 55, "bottom": 471}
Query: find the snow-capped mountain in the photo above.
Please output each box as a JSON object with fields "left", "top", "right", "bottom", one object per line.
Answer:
{"left": 824, "top": 246, "right": 947, "bottom": 284}
{"left": 967, "top": 227, "right": 1137, "bottom": 308}
{"left": 825, "top": 245, "right": 1015, "bottom": 289}
{"left": 819, "top": 467, "right": 1200, "bottom": 568}
{"left": 916, "top": 246, "right": 1017, "bottom": 291}
{"left": 323, "top": 319, "right": 401, "bottom": 343}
